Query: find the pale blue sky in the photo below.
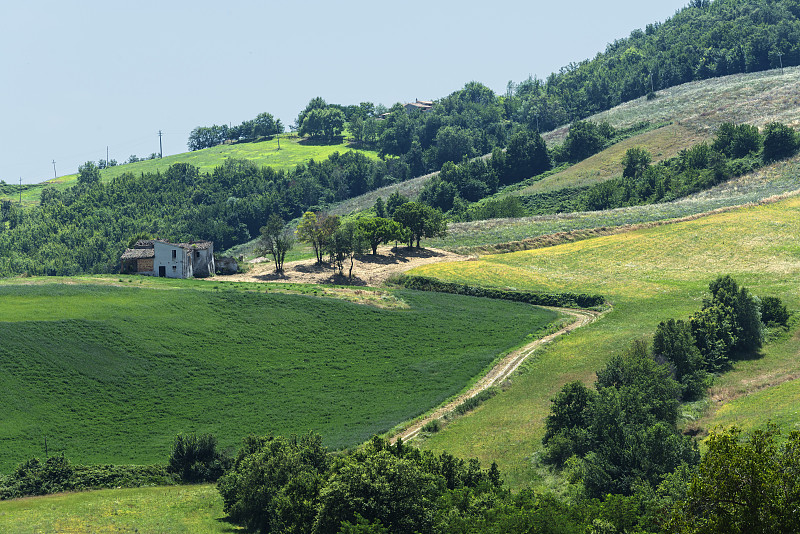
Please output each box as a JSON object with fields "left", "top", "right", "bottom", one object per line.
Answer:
{"left": 2, "top": 1, "right": 689, "bottom": 184}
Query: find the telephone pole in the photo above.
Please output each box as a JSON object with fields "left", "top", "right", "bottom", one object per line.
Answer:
{"left": 19, "top": 177, "right": 22, "bottom": 204}
{"left": 158, "top": 130, "right": 163, "bottom": 158}
{"left": 52, "top": 160, "right": 57, "bottom": 179}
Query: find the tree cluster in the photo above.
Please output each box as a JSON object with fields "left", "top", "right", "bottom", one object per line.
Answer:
{"left": 578, "top": 121, "right": 799, "bottom": 212}
{"left": 188, "top": 112, "right": 284, "bottom": 150}
{"left": 0, "top": 151, "right": 409, "bottom": 277}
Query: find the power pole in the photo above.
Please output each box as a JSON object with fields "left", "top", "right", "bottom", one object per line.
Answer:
{"left": 52, "top": 160, "right": 57, "bottom": 179}
{"left": 778, "top": 52, "right": 784, "bottom": 74}
{"left": 19, "top": 177, "right": 22, "bottom": 204}
{"left": 276, "top": 123, "right": 281, "bottom": 150}
{"left": 107, "top": 146, "right": 109, "bottom": 166}
{"left": 158, "top": 130, "right": 163, "bottom": 158}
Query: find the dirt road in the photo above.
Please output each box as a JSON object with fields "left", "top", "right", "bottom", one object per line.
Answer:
{"left": 218, "top": 246, "right": 470, "bottom": 287}
{"left": 389, "top": 307, "right": 603, "bottom": 444}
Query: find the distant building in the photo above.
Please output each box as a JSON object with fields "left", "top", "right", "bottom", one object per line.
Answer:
{"left": 120, "top": 239, "right": 214, "bottom": 278}
{"left": 378, "top": 99, "right": 435, "bottom": 119}
{"left": 403, "top": 99, "right": 434, "bottom": 113}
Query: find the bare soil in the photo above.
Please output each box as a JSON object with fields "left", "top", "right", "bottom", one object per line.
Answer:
{"left": 218, "top": 246, "right": 472, "bottom": 287}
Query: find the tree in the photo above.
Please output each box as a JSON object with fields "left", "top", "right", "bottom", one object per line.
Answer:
{"left": 77, "top": 161, "right": 101, "bottom": 185}
{"left": 259, "top": 213, "right": 294, "bottom": 274}
{"left": 385, "top": 191, "right": 409, "bottom": 217}
{"left": 762, "top": 122, "right": 798, "bottom": 163}
{"left": 505, "top": 128, "right": 551, "bottom": 183}
{"left": 357, "top": 217, "right": 403, "bottom": 254}
{"left": 328, "top": 221, "right": 366, "bottom": 280}
{"left": 167, "top": 433, "right": 231, "bottom": 483}
{"left": 217, "top": 433, "right": 329, "bottom": 534}
{"left": 297, "top": 211, "right": 339, "bottom": 265}
{"left": 622, "top": 147, "right": 652, "bottom": 179}
{"left": 653, "top": 318, "right": 709, "bottom": 400}
{"left": 668, "top": 424, "right": 800, "bottom": 533}
{"left": 392, "top": 202, "right": 447, "bottom": 248}
{"left": 712, "top": 123, "right": 762, "bottom": 159}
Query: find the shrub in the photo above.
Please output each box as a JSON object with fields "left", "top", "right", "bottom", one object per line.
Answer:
{"left": 0, "top": 455, "right": 74, "bottom": 499}
{"left": 762, "top": 122, "right": 798, "bottom": 163}
{"left": 422, "top": 419, "right": 441, "bottom": 433}
{"left": 761, "top": 296, "right": 789, "bottom": 327}
{"left": 167, "top": 433, "right": 231, "bottom": 483}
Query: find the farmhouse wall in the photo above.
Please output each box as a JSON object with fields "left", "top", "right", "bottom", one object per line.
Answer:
{"left": 153, "top": 241, "right": 191, "bottom": 278}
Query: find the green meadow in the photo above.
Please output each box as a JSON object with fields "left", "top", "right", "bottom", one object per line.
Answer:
{"left": 0, "top": 485, "right": 236, "bottom": 533}
{"left": 410, "top": 195, "right": 800, "bottom": 488}
{"left": 5, "top": 135, "right": 378, "bottom": 204}
{"left": 0, "top": 278, "right": 558, "bottom": 472}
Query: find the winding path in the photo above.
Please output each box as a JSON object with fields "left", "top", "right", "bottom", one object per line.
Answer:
{"left": 389, "top": 307, "right": 603, "bottom": 444}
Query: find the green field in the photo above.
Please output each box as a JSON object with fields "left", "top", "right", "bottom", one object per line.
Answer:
{"left": 0, "top": 278, "right": 559, "bottom": 472}
{"left": 409, "top": 195, "right": 800, "bottom": 487}
{"left": 0, "top": 485, "right": 236, "bottom": 533}
{"left": 4, "top": 135, "right": 378, "bottom": 205}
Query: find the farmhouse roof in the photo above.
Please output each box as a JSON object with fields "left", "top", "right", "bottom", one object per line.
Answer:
{"left": 120, "top": 248, "right": 155, "bottom": 260}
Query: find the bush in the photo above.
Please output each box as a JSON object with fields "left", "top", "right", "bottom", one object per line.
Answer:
{"left": 422, "top": 419, "right": 441, "bottom": 433}
{"left": 0, "top": 455, "right": 74, "bottom": 499}
{"left": 399, "top": 275, "right": 604, "bottom": 309}
{"left": 762, "top": 122, "right": 799, "bottom": 163}
{"left": 167, "top": 433, "right": 231, "bottom": 483}
{"left": 761, "top": 295, "right": 789, "bottom": 327}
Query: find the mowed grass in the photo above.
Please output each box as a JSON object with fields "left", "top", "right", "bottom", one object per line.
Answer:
{"left": 0, "top": 279, "right": 559, "bottom": 472}
{"left": 5, "top": 136, "right": 378, "bottom": 205}
{"left": 0, "top": 485, "right": 239, "bottom": 533}
{"left": 515, "top": 124, "right": 705, "bottom": 196}
{"left": 430, "top": 153, "right": 800, "bottom": 253}
{"left": 410, "top": 195, "right": 800, "bottom": 488}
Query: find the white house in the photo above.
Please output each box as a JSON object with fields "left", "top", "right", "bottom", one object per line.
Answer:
{"left": 120, "top": 239, "right": 215, "bottom": 278}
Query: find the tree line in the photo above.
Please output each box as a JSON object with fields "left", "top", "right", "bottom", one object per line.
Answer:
{"left": 0, "top": 151, "right": 410, "bottom": 277}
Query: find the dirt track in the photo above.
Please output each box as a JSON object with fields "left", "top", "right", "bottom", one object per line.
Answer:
{"left": 389, "top": 307, "right": 603, "bottom": 444}
{"left": 218, "top": 246, "right": 471, "bottom": 287}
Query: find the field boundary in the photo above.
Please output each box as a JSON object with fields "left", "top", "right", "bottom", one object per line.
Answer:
{"left": 389, "top": 307, "right": 603, "bottom": 444}
{"left": 452, "top": 187, "right": 800, "bottom": 256}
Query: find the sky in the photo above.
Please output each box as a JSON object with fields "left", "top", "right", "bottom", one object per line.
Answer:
{"left": 2, "top": 1, "right": 689, "bottom": 184}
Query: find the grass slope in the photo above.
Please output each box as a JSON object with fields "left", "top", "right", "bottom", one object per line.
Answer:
{"left": 409, "top": 195, "right": 800, "bottom": 488}
{"left": 4, "top": 136, "right": 378, "bottom": 205}
{"left": 0, "top": 485, "right": 237, "bottom": 533}
{"left": 0, "top": 278, "right": 558, "bottom": 472}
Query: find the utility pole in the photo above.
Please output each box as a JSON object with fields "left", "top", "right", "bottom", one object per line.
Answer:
{"left": 276, "top": 123, "right": 281, "bottom": 150}
{"left": 107, "top": 146, "right": 109, "bottom": 166}
{"left": 19, "top": 177, "right": 22, "bottom": 204}
{"left": 158, "top": 130, "right": 163, "bottom": 158}
{"left": 778, "top": 52, "right": 784, "bottom": 74}
{"left": 52, "top": 160, "right": 57, "bottom": 179}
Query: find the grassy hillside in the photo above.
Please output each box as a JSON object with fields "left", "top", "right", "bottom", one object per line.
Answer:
{"left": 0, "top": 277, "right": 559, "bottom": 472}
{"left": 4, "top": 136, "right": 378, "bottom": 205}
{"left": 408, "top": 195, "right": 800, "bottom": 488}
{"left": 0, "top": 485, "right": 234, "bottom": 533}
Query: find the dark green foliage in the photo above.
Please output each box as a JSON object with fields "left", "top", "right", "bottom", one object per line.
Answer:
{"left": 218, "top": 433, "right": 329, "bottom": 534}
{"left": 167, "top": 433, "right": 231, "bottom": 483}
{"left": 77, "top": 161, "right": 101, "bottom": 185}
{"left": 621, "top": 147, "right": 651, "bottom": 179}
{"left": 760, "top": 296, "right": 789, "bottom": 327}
{"left": 259, "top": 213, "right": 294, "bottom": 273}
{"left": 653, "top": 319, "right": 709, "bottom": 400}
{"left": 712, "top": 123, "right": 762, "bottom": 159}
{"left": 542, "top": 381, "right": 595, "bottom": 467}
{"left": 188, "top": 111, "right": 283, "bottom": 150}
{"left": 218, "top": 435, "right": 505, "bottom": 534}
{"left": 762, "top": 121, "right": 799, "bottom": 163}
{"left": 392, "top": 202, "right": 446, "bottom": 248}
{"left": 503, "top": 128, "right": 551, "bottom": 183}
{"left": 668, "top": 424, "right": 800, "bottom": 533}
{"left": 0, "top": 455, "right": 74, "bottom": 499}
{"left": 559, "top": 121, "right": 616, "bottom": 163}
{"left": 542, "top": 341, "right": 698, "bottom": 498}
{"left": 399, "top": 275, "right": 605, "bottom": 309}
{"left": 422, "top": 420, "right": 441, "bottom": 433}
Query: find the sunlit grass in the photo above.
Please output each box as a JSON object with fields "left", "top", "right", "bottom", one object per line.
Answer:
{"left": 411, "top": 195, "right": 800, "bottom": 488}
{"left": 0, "top": 485, "right": 240, "bottom": 533}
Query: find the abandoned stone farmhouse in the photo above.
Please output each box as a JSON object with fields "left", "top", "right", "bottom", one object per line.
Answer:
{"left": 120, "top": 239, "right": 215, "bottom": 278}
